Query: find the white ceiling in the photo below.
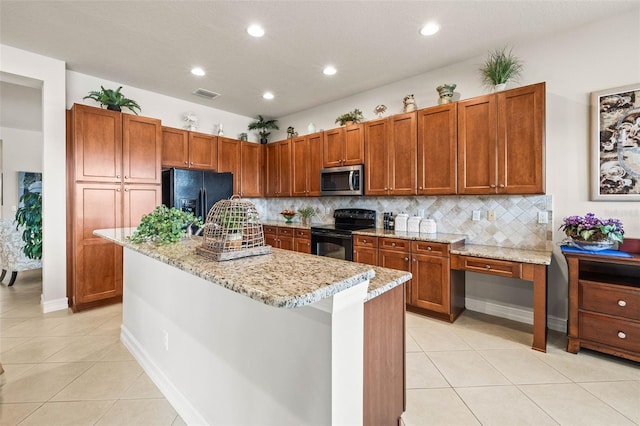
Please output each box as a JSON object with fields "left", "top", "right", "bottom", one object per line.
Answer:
{"left": 1, "top": 0, "right": 638, "bottom": 120}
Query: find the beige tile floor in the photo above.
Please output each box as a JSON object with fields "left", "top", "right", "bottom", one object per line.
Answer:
{"left": 1, "top": 270, "right": 639, "bottom": 425}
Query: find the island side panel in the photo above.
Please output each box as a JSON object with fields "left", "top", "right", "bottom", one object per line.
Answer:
{"left": 121, "top": 248, "right": 367, "bottom": 425}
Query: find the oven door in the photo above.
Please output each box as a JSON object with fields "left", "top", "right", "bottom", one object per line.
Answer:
{"left": 311, "top": 229, "right": 353, "bottom": 261}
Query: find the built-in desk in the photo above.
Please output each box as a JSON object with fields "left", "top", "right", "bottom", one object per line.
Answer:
{"left": 450, "top": 245, "right": 552, "bottom": 352}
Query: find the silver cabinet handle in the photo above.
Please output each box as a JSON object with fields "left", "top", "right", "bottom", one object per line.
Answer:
{"left": 116, "top": 175, "right": 121, "bottom": 179}
{"left": 485, "top": 265, "right": 491, "bottom": 269}
{"left": 124, "top": 175, "right": 129, "bottom": 179}
{"left": 412, "top": 258, "right": 416, "bottom": 262}
{"left": 490, "top": 184, "right": 496, "bottom": 188}
{"left": 618, "top": 331, "right": 626, "bottom": 339}
{"left": 618, "top": 300, "right": 627, "bottom": 307}
{"left": 404, "top": 257, "right": 409, "bottom": 262}
{"left": 499, "top": 184, "right": 505, "bottom": 188}
{"left": 391, "top": 242, "right": 396, "bottom": 247}
{"left": 190, "top": 162, "right": 194, "bottom": 165}
{"left": 184, "top": 161, "right": 188, "bottom": 164}
{"left": 363, "top": 239, "right": 367, "bottom": 243}
{"left": 427, "top": 246, "right": 432, "bottom": 251}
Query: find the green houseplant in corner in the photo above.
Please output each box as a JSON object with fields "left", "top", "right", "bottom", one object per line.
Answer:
{"left": 83, "top": 86, "right": 141, "bottom": 114}
{"left": 479, "top": 46, "right": 523, "bottom": 91}
{"left": 335, "top": 108, "right": 364, "bottom": 126}
{"left": 248, "top": 115, "right": 279, "bottom": 144}
{"left": 15, "top": 188, "right": 42, "bottom": 259}
{"left": 128, "top": 205, "right": 203, "bottom": 245}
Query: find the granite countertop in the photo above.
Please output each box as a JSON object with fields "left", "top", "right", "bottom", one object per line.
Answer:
{"left": 353, "top": 228, "right": 467, "bottom": 244}
{"left": 262, "top": 220, "right": 311, "bottom": 230}
{"left": 94, "top": 228, "right": 411, "bottom": 308}
{"left": 451, "top": 244, "right": 553, "bottom": 265}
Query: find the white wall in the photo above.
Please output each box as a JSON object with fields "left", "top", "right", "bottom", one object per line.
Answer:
{"left": 0, "top": 127, "right": 43, "bottom": 219}
{"left": 66, "top": 71, "right": 256, "bottom": 141}
{"left": 275, "top": 9, "right": 640, "bottom": 326}
{"left": 0, "top": 44, "right": 67, "bottom": 312}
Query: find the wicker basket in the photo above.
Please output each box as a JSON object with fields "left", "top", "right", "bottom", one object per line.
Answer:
{"left": 196, "top": 196, "right": 271, "bottom": 261}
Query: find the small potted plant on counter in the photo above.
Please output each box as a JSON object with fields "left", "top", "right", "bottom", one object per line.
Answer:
{"left": 559, "top": 212, "right": 624, "bottom": 251}
{"left": 298, "top": 207, "right": 316, "bottom": 226}
{"left": 83, "top": 86, "right": 141, "bottom": 114}
{"left": 335, "top": 108, "right": 364, "bottom": 126}
{"left": 248, "top": 115, "right": 279, "bottom": 144}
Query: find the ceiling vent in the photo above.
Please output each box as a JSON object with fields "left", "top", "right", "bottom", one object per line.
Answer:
{"left": 192, "top": 88, "right": 221, "bottom": 100}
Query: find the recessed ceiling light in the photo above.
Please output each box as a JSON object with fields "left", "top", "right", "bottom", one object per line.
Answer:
{"left": 323, "top": 65, "right": 337, "bottom": 76}
{"left": 419, "top": 22, "right": 440, "bottom": 36}
{"left": 247, "top": 24, "right": 265, "bottom": 38}
{"left": 263, "top": 92, "right": 274, "bottom": 100}
{"left": 191, "top": 67, "right": 206, "bottom": 76}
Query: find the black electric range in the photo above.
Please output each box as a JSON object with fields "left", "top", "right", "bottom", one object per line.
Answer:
{"left": 311, "top": 209, "right": 376, "bottom": 261}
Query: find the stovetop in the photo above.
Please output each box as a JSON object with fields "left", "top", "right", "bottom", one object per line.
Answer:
{"left": 311, "top": 208, "right": 376, "bottom": 234}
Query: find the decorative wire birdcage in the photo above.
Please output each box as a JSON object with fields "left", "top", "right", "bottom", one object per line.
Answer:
{"left": 196, "top": 196, "right": 271, "bottom": 261}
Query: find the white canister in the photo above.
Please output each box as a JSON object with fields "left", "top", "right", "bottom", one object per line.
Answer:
{"left": 394, "top": 213, "right": 409, "bottom": 232}
{"left": 420, "top": 218, "right": 437, "bottom": 234}
{"left": 407, "top": 216, "right": 421, "bottom": 233}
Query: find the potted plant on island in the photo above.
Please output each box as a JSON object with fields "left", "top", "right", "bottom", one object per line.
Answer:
{"left": 479, "top": 46, "right": 523, "bottom": 92}
{"left": 128, "top": 205, "right": 203, "bottom": 244}
{"left": 248, "top": 115, "right": 279, "bottom": 144}
{"left": 83, "top": 86, "right": 141, "bottom": 114}
{"left": 335, "top": 108, "right": 364, "bottom": 126}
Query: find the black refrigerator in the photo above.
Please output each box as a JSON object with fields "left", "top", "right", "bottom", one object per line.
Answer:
{"left": 162, "top": 168, "right": 233, "bottom": 221}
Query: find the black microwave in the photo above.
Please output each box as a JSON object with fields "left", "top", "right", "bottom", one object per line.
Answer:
{"left": 320, "top": 165, "right": 364, "bottom": 196}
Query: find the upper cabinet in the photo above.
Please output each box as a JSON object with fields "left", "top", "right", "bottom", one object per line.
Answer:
{"left": 240, "top": 141, "right": 264, "bottom": 197}
{"left": 417, "top": 104, "right": 457, "bottom": 195}
{"left": 161, "top": 127, "right": 217, "bottom": 171}
{"left": 323, "top": 123, "right": 364, "bottom": 168}
{"left": 292, "top": 132, "right": 324, "bottom": 197}
{"left": 217, "top": 137, "right": 241, "bottom": 195}
{"left": 365, "top": 112, "right": 417, "bottom": 196}
{"left": 458, "top": 82, "right": 545, "bottom": 194}
{"left": 265, "top": 140, "right": 292, "bottom": 197}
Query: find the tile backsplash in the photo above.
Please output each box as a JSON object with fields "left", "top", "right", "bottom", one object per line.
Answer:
{"left": 247, "top": 195, "right": 553, "bottom": 251}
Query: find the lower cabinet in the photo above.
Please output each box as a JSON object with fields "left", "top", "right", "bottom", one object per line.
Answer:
{"left": 292, "top": 228, "right": 311, "bottom": 254}
{"left": 378, "top": 238, "right": 413, "bottom": 305}
{"left": 353, "top": 235, "right": 378, "bottom": 266}
{"left": 263, "top": 225, "right": 308, "bottom": 253}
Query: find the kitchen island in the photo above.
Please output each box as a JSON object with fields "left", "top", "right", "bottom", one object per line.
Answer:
{"left": 95, "top": 228, "right": 411, "bottom": 425}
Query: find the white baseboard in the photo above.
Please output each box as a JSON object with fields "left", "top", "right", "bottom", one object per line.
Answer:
{"left": 120, "top": 326, "right": 208, "bottom": 426}
{"left": 465, "top": 297, "right": 566, "bottom": 333}
{"left": 41, "top": 297, "right": 68, "bottom": 313}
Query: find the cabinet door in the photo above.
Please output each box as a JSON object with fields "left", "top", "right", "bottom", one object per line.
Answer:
{"left": 188, "top": 132, "right": 217, "bottom": 171}
{"left": 72, "top": 104, "right": 122, "bottom": 183}
{"left": 122, "top": 114, "right": 162, "bottom": 184}
{"left": 265, "top": 143, "right": 279, "bottom": 197}
{"left": 73, "top": 183, "right": 123, "bottom": 307}
{"left": 389, "top": 112, "right": 417, "bottom": 195}
{"left": 417, "top": 104, "right": 457, "bottom": 195}
{"left": 264, "top": 232, "right": 278, "bottom": 247}
{"left": 497, "top": 83, "right": 545, "bottom": 194}
{"left": 162, "top": 127, "right": 189, "bottom": 168}
{"left": 240, "top": 142, "right": 263, "bottom": 197}
{"left": 308, "top": 132, "right": 324, "bottom": 196}
{"left": 379, "top": 248, "right": 412, "bottom": 303}
{"left": 278, "top": 140, "right": 292, "bottom": 197}
{"left": 217, "top": 137, "right": 241, "bottom": 195}
{"left": 123, "top": 184, "right": 162, "bottom": 228}
{"left": 412, "top": 253, "right": 450, "bottom": 313}
{"left": 344, "top": 123, "right": 365, "bottom": 165}
{"left": 364, "top": 118, "right": 389, "bottom": 195}
{"left": 457, "top": 94, "right": 497, "bottom": 194}
{"left": 278, "top": 235, "right": 294, "bottom": 251}
{"left": 354, "top": 247, "right": 378, "bottom": 266}
{"left": 292, "top": 136, "right": 309, "bottom": 197}
{"left": 323, "top": 127, "right": 345, "bottom": 168}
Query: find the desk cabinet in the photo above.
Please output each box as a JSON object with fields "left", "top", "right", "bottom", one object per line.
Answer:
{"left": 563, "top": 239, "right": 640, "bottom": 362}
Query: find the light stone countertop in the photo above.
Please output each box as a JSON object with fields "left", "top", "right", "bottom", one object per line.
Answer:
{"left": 94, "top": 228, "right": 411, "bottom": 307}
{"left": 353, "top": 228, "right": 467, "bottom": 244}
{"left": 451, "top": 244, "right": 553, "bottom": 265}
{"left": 262, "top": 220, "right": 312, "bottom": 229}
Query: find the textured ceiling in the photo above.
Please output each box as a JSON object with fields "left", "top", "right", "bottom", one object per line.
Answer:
{"left": 1, "top": 0, "right": 638, "bottom": 120}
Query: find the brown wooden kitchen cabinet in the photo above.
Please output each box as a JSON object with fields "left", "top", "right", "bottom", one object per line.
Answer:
{"left": 457, "top": 82, "right": 545, "bottom": 194}
{"left": 378, "top": 238, "right": 413, "bottom": 303}
{"left": 417, "top": 103, "right": 458, "bottom": 195}
{"left": 365, "top": 112, "right": 417, "bottom": 196}
{"left": 161, "top": 127, "right": 218, "bottom": 171}
{"left": 240, "top": 141, "right": 264, "bottom": 197}
{"left": 353, "top": 235, "right": 379, "bottom": 266}
{"left": 265, "top": 140, "right": 292, "bottom": 197}
{"left": 263, "top": 225, "right": 294, "bottom": 251}
{"left": 323, "top": 123, "right": 365, "bottom": 168}
{"left": 217, "top": 136, "right": 241, "bottom": 195}
{"left": 292, "top": 132, "right": 323, "bottom": 196}
{"left": 292, "top": 228, "right": 311, "bottom": 254}
{"left": 563, "top": 239, "right": 640, "bottom": 362}
{"left": 68, "top": 104, "right": 162, "bottom": 312}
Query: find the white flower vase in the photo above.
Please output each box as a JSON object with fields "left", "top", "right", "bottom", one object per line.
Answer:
{"left": 494, "top": 83, "right": 507, "bottom": 92}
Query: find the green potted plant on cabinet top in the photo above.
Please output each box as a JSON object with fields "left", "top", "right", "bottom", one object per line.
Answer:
{"left": 83, "top": 86, "right": 141, "bottom": 114}
{"left": 479, "top": 46, "right": 523, "bottom": 91}
{"left": 335, "top": 108, "right": 364, "bottom": 126}
{"left": 248, "top": 115, "right": 279, "bottom": 144}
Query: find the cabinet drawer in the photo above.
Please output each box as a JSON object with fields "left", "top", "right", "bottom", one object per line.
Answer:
{"left": 379, "top": 238, "right": 410, "bottom": 251}
{"left": 263, "top": 225, "right": 277, "bottom": 235}
{"left": 279, "top": 227, "right": 293, "bottom": 236}
{"left": 411, "top": 241, "right": 448, "bottom": 257}
{"left": 580, "top": 311, "right": 640, "bottom": 353}
{"left": 453, "top": 256, "right": 522, "bottom": 278}
{"left": 294, "top": 229, "right": 310, "bottom": 240}
{"left": 579, "top": 280, "right": 640, "bottom": 319}
{"left": 354, "top": 235, "right": 378, "bottom": 248}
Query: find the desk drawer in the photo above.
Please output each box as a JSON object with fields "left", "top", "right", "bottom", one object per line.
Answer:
{"left": 379, "top": 238, "right": 409, "bottom": 251}
{"left": 454, "top": 256, "right": 522, "bottom": 278}
{"left": 579, "top": 311, "right": 640, "bottom": 353}
{"left": 354, "top": 235, "right": 378, "bottom": 248}
{"left": 579, "top": 280, "right": 640, "bottom": 319}
{"left": 412, "top": 241, "right": 448, "bottom": 257}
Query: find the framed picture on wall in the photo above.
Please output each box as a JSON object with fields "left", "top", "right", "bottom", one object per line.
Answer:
{"left": 591, "top": 83, "right": 640, "bottom": 201}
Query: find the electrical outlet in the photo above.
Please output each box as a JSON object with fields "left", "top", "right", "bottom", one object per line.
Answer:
{"left": 538, "top": 211, "right": 549, "bottom": 224}
{"left": 163, "top": 330, "right": 169, "bottom": 351}
{"left": 472, "top": 210, "right": 481, "bottom": 221}
{"left": 487, "top": 210, "right": 496, "bottom": 221}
